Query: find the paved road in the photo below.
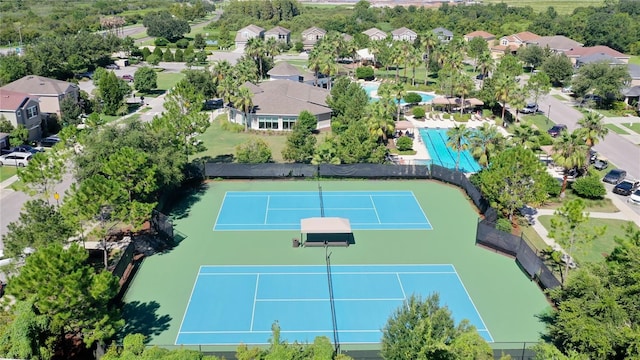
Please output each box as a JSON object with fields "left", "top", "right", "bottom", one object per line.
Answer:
{"left": 538, "top": 93, "right": 640, "bottom": 180}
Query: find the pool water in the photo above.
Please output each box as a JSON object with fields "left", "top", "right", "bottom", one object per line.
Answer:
{"left": 418, "top": 128, "right": 482, "bottom": 173}
{"left": 361, "top": 83, "right": 434, "bottom": 105}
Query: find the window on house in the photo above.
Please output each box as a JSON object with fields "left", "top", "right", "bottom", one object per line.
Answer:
{"left": 258, "top": 116, "right": 279, "bottom": 130}
{"left": 26, "top": 106, "right": 38, "bottom": 118}
{"left": 244, "top": 31, "right": 249, "bottom": 39}
{"left": 282, "top": 116, "right": 297, "bottom": 130}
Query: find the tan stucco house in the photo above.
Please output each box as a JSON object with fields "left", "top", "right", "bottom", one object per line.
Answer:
{"left": 265, "top": 26, "right": 291, "bottom": 44}
{"left": 491, "top": 31, "right": 540, "bottom": 58}
{"left": 301, "top": 27, "right": 327, "bottom": 51}
{"left": 362, "top": 28, "right": 388, "bottom": 41}
{"left": 391, "top": 27, "right": 417, "bottom": 42}
{"left": 464, "top": 31, "right": 496, "bottom": 46}
{"left": 235, "top": 24, "right": 265, "bottom": 50}
{"left": 1, "top": 75, "right": 78, "bottom": 118}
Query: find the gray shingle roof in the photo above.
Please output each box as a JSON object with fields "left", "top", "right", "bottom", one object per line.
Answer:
{"left": 267, "top": 62, "right": 302, "bottom": 77}
{"left": 246, "top": 80, "right": 331, "bottom": 116}
{"left": 1, "top": 75, "right": 76, "bottom": 96}
{"left": 628, "top": 64, "right": 640, "bottom": 79}
{"left": 577, "top": 53, "right": 624, "bottom": 65}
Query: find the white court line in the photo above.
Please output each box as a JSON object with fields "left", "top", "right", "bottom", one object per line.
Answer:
{"left": 250, "top": 274, "right": 259, "bottom": 331}
{"left": 212, "top": 191, "right": 231, "bottom": 230}
{"left": 410, "top": 191, "right": 433, "bottom": 228}
{"left": 180, "top": 329, "right": 382, "bottom": 334}
{"left": 396, "top": 273, "right": 408, "bottom": 309}
{"left": 175, "top": 267, "right": 203, "bottom": 345}
{"left": 199, "top": 263, "right": 455, "bottom": 269}
{"left": 264, "top": 195, "right": 270, "bottom": 224}
{"left": 199, "top": 271, "right": 456, "bottom": 276}
{"left": 255, "top": 297, "right": 405, "bottom": 302}
{"left": 370, "top": 195, "right": 381, "bottom": 223}
{"left": 452, "top": 268, "right": 494, "bottom": 341}
{"left": 267, "top": 207, "right": 374, "bottom": 211}
{"left": 215, "top": 222, "right": 431, "bottom": 226}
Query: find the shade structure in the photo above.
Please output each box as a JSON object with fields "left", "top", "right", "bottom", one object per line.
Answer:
{"left": 395, "top": 120, "right": 414, "bottom": 130}
{"left": 301, "top": 217, "right": 352, "bottom": 234}
{"left": 431, "top": 97, "right": 457, "bottom": 105}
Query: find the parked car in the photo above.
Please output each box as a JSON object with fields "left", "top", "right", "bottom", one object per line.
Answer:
{"left": 121, "top": 74, "right": 133, "bottom": 82}
{"left": 521, "top": 103, "right": 538, "bottom": 114}
{"left": 39, "top": 135, "right": 61, "bottom": 148}
{"left": 628, "top": 189, "right": 640, "bottom": 205}
{"left": 1, "top": 145, "right": 44, "bottom": 155}
{"left": 203, "top": 98, "right": 224, "bottom": 110}
{"left": 547, "top": 124, "right": 568, "bottom": 138}
{"left": 589, "top": 150, "right": 598, "bottom": 164}
{"left": 580, "top": 94, "right": 603, "bottom": 106}
{"left": 613, "top": 179, "right": 640, "bottom": 196}
{"left": 0, "top": 152, "right": 32, "bottom": 167}
{"left": 602, "top": 169, "right": 627, "bottom": 185}
{"left": 593, "top": 158, "right": 609, "bottom": 171}
{"left": 106, "top": 64, "right": 120, "bottom": 70}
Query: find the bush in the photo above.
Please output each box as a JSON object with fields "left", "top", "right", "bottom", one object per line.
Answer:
{"left": 396, "top": 136, "right": 413, "bottom": 151}
{"left": 537, "top": 132, "right": 554, "bottom": 146}
{"left": 219, "top": 117, "right": 244, "bottom": 133}
{"left": 451, "top": 113, "right": 471, "bottom": 122}
{"left": 572, "top": 175, "right": 606, "bottom": 199}
{"left": 175, "top": 38, "right": 190, "bottom": 49}
{"left": 403, "top": 92, "right": 422, "bottom": 104}
{"left": 495, "top": 218, "right": 512, "bottom": 233}
{"left": 154, "top": 37, "right": 169, "bottom": 46}
{"left": 236, "top": 138, "right": 272, "bottom": 163}
{"left": 355, "top": 66, "right": 374, "bottom": 80}
{"left": 293, "top": 41, "right": 304, "bottom": 53}
{"left": 162, "top": 49, "right": 174, "bottom": 62}
{"left": 412, "top": 107, "right": 425, "bottom": 119}
{"left": 542, "top": 174, "right": 562, "bottom": 198}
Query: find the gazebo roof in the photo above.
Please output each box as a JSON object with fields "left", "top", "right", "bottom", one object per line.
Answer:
{"left": 301, "top": 217, "right": 352, "bottom": 234}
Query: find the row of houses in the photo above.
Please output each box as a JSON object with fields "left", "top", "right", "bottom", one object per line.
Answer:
{"left": 0, "top": 76, "right": 78, "bottom": 143}
{"left": 235, "top": 24, "right": 453, "bottom": 51}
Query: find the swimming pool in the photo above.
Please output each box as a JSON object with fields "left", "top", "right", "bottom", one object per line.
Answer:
{"left": 418, "top": 128, "right": 482, "bottom": 173}
{"left": 361, "top": 83, "right": 434, "bottom": 104}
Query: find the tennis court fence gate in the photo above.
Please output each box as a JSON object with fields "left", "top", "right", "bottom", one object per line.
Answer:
{"left": 151, "top": 209, "right": 174, "bottom": 240}
{"left": 204, "top": 163, "right": 561, "bottom": 290}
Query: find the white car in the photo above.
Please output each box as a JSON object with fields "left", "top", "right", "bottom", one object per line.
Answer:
{"left": 0, "top": 151, "right": 32, "bottom": 167}
{"left": 629, "top": 189, "right": 640, "bottom": 205}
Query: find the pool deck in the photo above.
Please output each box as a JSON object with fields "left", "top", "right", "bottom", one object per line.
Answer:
{"left": 397, "top": 114, "right": 510, "bottom": 165}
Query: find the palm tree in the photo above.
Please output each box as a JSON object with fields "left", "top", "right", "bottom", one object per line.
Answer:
{"left": 308, "top": 47, "right": 324, "bottom": 87}
{"left": 510, "top": 123, "right": 539, "bottom": 149}
{"left": 390, "top": 43, "right": 404, "bottom": 82}
{"left": 234, "top": 86, "right": 254, "bottom": 132}
{"left": 493, "top": 74, "right": 517, "bottom": 125}
{"left": 319, "top": 53, "right": 339, "bottom": 90}
{"left": 407, "top": 47, "right": 422, "bottom": 86}
{"left": 476, "top": 51, "right": 494, "bottom": 88}
{"left": 365, "top": 101, "right": 395, "bottom": 143}
{"left": 446, "top": 124, "right": 472, "bottom": 171}
{"left": 469, "top": 123, "right": 504, "bottom": 168}
{"left": 390, "top": 82, "right": 406, "bottom": 120}
{"left": 552, "top": 130, "right": 588, "bottom": 197}
{"left": 577, "top": 111, "right": 608, "bottom": 165}
{"left": 245, "top": 37, "right": 265, "bottom": 80}
{"left": 419, "top": 31, "right": 438, "bottom": 86}
{"left": 264, "top": 37, "right": 281, "bottom": 61}
{"left": 454, "top": 73, "right": 474, "bottom": 115}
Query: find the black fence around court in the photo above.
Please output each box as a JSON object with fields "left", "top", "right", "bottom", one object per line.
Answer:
{"left": 204, "top": 162, "right": 561, "bottom": 291}
{"left": 151, "top": 209, "right": 174, "bottom": 240}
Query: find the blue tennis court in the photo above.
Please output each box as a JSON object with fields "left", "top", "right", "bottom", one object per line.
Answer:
{"left": 213, "top": 191, "right": 432, "bottom": 231}
{"left": 176, "top": 264, "right": 492, "bottom": 345}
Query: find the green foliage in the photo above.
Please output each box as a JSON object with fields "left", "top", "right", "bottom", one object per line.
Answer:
{"left": 174, "top": 48, "right": 184, "bottom": 62}
{"left": 381, "top": 293, "right": 492, "bottom": 360}
{"left": 235, "top": 138, "right": 272, "bottom": 163}
{"left": 162, "top": 48, "right": 174, "bottom": 62}
{"left": 0, "top": 116, "right": 14, "bottom": 133}
{"left": 541, "top": 53, "right": 574, "bottom": 86}
{"left": 403, "top": 92, "right": 422, "bottom": 104}
{"left": 355, "top": 66, "right": 374, "bottom": 80}
{"left": 0, "top": 299, "right": 51, "bottom": 360}
{"left": 327, "top": 77, "right": 369, "bottom": 134}
{"left": 146, "top": 54, "right": 161, "bottom": 67}
{"left": 396, "top": 136, "right": 413, "bottom": 151}
{"left": 193, "top": 33, "right": 206, "bottom": 50}
{"left": 141, "top": 47, "right": 152, "bottom": 61}
{"left": 0, "top": 53, "right": 28, "bottom": 86}
{"left": 572, "top": 175, "right": 606, "bottom": 199}
{"left": 571, "top": 62, "right": 631, "bottom": 104}
{"left": 17, "top": 150, "right": 65, "bottom": 199}
{"left": 60, "top": 95, "right": 82, "bottom": 126}
{"left": 517, "top": 44, "right": 547, "bottom": 70}
{"left": 333, "top": 121, "right": 387, "bottom": 164}
{"left": 412, "top": 106, "right": 425, "bottom": 118}
{"left": 496, "top": 218, "right": 513, "bottom": 233}
{"left": 175, "top": 38, "right": 190, "bottom": 49}
{"left": 282, "top": 111, "right": 317, "bottom": 163}
{"left": 98, "top": 71, "right": 130, "bottom": 116}
{"left": 134, "top": 66, "right": 158, "bottom": 93}
{"left": 7, "top": 243, "right": 123, "bottom": 351}
{"left": 476, "top": 146, "right": 553, "bottom": 220}
{"left": 3, "top": 199, "right": 74, "bottom": 259}
{"left": 122, "top": 333, "right": 145, "bottom": 356}
{"left": 153, "top": 37, "right": 169, "bottom": 47}
{"left": 184, "top": 69, "right": 216, "bottom": 100}
{"left": 220, "top": 117, "right": 244, "bottom": 133}
{"left": 9, "top": 125, "right": 28, "bottom": 147}
{"left": 143, "top": 11, "right": 190, "bottom": 42}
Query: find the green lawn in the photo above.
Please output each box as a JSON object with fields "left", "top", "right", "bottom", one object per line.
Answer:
{"left": 520, "top": 225, "right": 549, "bottom": 252}
{"left": 605, "top": 123, "right": 629, "bottom": 135}
{"left": 624, "top": 122, "right": 640, "bottom": 133}
{"left": 157, "top": 72, "right": 186, "bottom": 92}
{"left": 629, "top": 56, "right": 640, "bottom": 66}
{"left": 0, "top": 166, "right": 18, "bottom": 182}
{"left": 541, "top": 190, "right": 619, "bottom": 213}
{"left": 519, "top": 114, "right": 554, "bottom": 131}
{"left": 552, "top": 94, "right": 567, "bottom": 101}
{"left": 538, "top": 216, "right": 639, "bottom": 263}
{"left": 191, "top": 114, "right": 291, "bottom": 162}
{"left": 482, "top": 0, "right": 604, "bottom": 14}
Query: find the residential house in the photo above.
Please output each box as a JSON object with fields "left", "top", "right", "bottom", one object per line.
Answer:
{"left": 362, "top": 28, "right": 387, "bottom": 41}
{"left": 565, "top": 46, "right": 630, "bottom": 66}
{"left": 463, "top": 31, "right": 496, "bottom": 46}
{"left": 576, "top": 53, "right": 625, "bottom": 67}
{"left": 391, "top": 27, "right": 417, "bottom": 42}
{"left": 267, "top": 61, "right": 329, "bottom": 87}
{"left": 433, "top": 27, "right": 453, "bottom": 43}
{"left": 525, "top": 35, "right": 582, "bottom": 54}
{"left": 341, "top": 33, "right": 353, "bottom": 42}
{"left": 235, "top": 24, "right": 265, "bottom": 50}
{"left": 491, "top": 31, "right": 540, "bottom": 58}
{"left": 1, "top": 75, "right": 78, "bottom": 117}
{"left": 301, "top": 27, "right": 327, "bottom": 51}
{"left": 623, "top": 85, "right": 640, "bottom": 112}
{"left": 628, "top": 64, "right": 640, "bottom": 87}
{"left": 0, "top": 89, "right": 42, "bottom": 141}
{"left": 264, "top": 26, "right": 291, "bottom": 44}
{"left": 228, "top": 80, "right": 331, "bottom": 131}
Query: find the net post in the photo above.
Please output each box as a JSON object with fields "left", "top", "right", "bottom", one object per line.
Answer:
{"left": 325, "top": 245, "right": 340, "bottom": 355}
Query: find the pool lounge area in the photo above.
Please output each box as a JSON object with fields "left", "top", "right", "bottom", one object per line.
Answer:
{"left": 415, "top": 128, "right": 482, "bottom": 173}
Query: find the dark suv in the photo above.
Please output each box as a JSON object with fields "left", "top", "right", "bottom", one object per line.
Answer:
{"left": 603, "top": 169, "right": 627, "bottom": 185}
{"left": 547, "top": 124, "right": 568, "bottom": 138}
{"left": 613, "top": 179, "right": 640, "bottom": 196}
